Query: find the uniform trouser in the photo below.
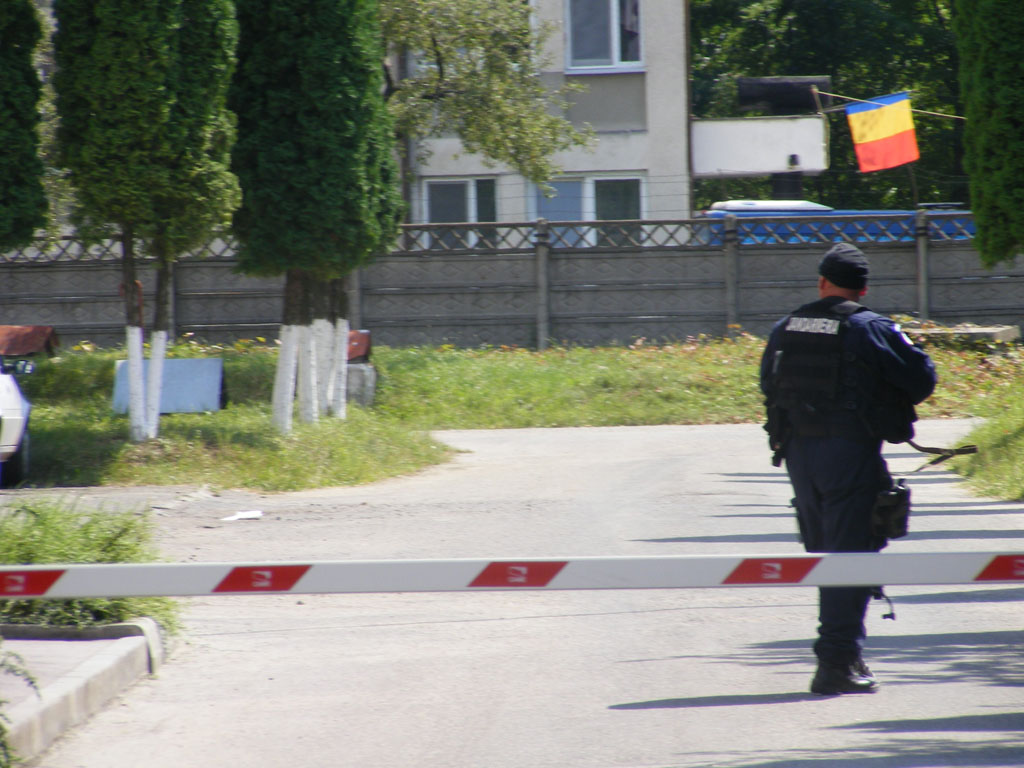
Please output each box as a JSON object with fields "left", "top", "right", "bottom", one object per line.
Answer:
{"left": 784, "top": 435, "right": 887, "bottom": 666}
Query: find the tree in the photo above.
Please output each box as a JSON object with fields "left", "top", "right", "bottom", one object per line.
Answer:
{"left": 953, "top": 0, "right": 1024, "bottom": 265}
{"left": 380, "top": 0, "right": 592, "bottom": 188}
{"left": 143, "top": 0, "right": 240, "bottom": 438}
{"left": 230, "top": 0, "right": 403, "bottom": 433}
{"left": 0, "top": 1, "right": 47, "bottom": 250}
{"left": 53, "top": 0, "right": 239, "bottom": 440}
{"left": 690, "top": 0, "right": 963, "bottom": 210}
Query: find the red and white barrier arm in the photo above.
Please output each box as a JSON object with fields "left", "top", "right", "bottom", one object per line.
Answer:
{"left": 1, "top": 552, "right": 1023, "bottom": 599}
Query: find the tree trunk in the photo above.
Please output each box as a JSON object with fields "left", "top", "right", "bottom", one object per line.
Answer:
{"left": 302, "top": 274, "right": 332, "bottom": 419}
{"left": 329, "top": 278, "right": 350, "bottom": 418}
{"left": 145, "top": 244, "right": 173, "bottom": 438}
{"left": 121, "top": 226, "right": 147, "bottom": 442}
{"left": 272, "top": 269, "right": 310, "bottom": 433}
{"left": 294, "top": 271, "right": 325, "bottom": 422}
{"left": 274, "top": 270, "right": 356, "bottom": 430}
{"left": 273, "top": 324, "right": 300, "bottom": 433}
{"left": 145, "top": 330, "right": 167, "bottom": 439}
{"left": 296, "top": 321, "right": 319, "bottom": 424}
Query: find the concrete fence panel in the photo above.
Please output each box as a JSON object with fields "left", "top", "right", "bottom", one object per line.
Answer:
{"left": 2, "top": 214, "right": 1021, "bottom": 349}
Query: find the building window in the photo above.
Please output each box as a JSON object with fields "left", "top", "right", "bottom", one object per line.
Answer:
{"left": 537, "top": 180, "right": 586, "bottom": 246}
{"left": 425, "top": 178, "right": 497, "bottom": 248}
{"left": 535, "top": 176, "right": 643, "bottom": 246}
{"left": 536, "top": 177, "right": 642, "bottom": 220}
{"left": 569, "top": 0, "right": 641, "bottom": 70}
{"left": 426, "top": 179, "right": 496, "bottom": 223}
{"left": 537, "top": 180, "right": 584, "bottom": 221}
{"left": 595, "top": 178, "right": 641, "bottom": 220}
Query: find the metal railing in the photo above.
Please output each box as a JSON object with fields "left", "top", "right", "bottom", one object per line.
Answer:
{"left": 1, "top": 212, "right": 1005, "bottom": 350}
{"left": 2, "top": 211, "right": 977, "bottom": 263}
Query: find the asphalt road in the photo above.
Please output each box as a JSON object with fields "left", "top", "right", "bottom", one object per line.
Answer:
{"left": 21, "top": 419, "right": 1024, "bottom": 767}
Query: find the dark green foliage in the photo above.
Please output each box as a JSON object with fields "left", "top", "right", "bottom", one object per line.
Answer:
{"left": 953, "top": 0, "right": 1024, "bottom": 265}
{"left": 52, "top": 0, "right": 238, "bottom": 247}
{"left": 53, "top": 0, "right": 180, "bottom": 237}
{"left": 230, "top": 0, "right": 403, "bottom": 278}
{"left": 0, "top": 1, "right": 47, "bottom": 248}
{"left": 690, "top": 0, "right": 964, "bottom": 209}
{"left": 149, "top": 0, "right": 241, "bottom": 257}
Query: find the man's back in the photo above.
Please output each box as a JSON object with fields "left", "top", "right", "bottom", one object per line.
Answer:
{"left": 761, "top": 295, "right": 936, "bottom": 444}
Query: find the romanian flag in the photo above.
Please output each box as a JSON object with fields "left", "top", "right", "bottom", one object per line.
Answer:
{"left": 845, "top": 92, "right": 919, "bottom": 172}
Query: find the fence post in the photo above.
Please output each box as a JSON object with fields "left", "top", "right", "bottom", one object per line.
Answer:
{"left": 914, "top": 209, "right": 930, "bottom": 320}
{"left": 723, "top": 214, "right": 740, "bottom": 333}
{"left": 534, "top": 219, "right": 551, "bottom": 350}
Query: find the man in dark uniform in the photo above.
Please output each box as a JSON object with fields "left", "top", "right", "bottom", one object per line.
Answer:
{"left": 760, "top": 242, "right": 937, "bottom": 695}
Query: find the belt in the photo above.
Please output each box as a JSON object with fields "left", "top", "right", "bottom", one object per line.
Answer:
{"left": 907, "top": 439, "right": 978, "bottom": 469}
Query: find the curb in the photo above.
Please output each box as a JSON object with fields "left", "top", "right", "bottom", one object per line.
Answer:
{"left": 2, "top": 618, "right": 165, "bottom": 762}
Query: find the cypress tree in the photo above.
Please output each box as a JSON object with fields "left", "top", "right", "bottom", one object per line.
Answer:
{"left": 144, "top": 0, "right": 239, "bottom": 438}
{"left": 231, "top": 0, "right": 402, "bottom": 430}
{"left": 231, "top": 0, "right": 401, "bottom": 277}
{"left": 53, "top": 0, "right": 239, "bottom": 439}
{"left": 0, "top": 1, "right": 47, "bottom": 249}
{"left": 954, "top": 0, "right": 1024, "bottom": 265}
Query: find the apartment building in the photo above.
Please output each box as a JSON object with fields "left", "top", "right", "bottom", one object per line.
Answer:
{"left": 408, "top": 0, "right": 691, "bottom": 226}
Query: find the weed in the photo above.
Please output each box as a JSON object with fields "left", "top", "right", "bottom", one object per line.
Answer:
{"left": 0, "top": 502, "right": 179, "bottom": 631}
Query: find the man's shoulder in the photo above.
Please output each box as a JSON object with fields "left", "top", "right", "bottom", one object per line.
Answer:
{"left": 846, "top": 306, "right": 896, "bottom": 331}
{"left": 790, "top": 297, "right": 871, "bottom": 315}
{"left": 794, "top": 300, "right": 903, "bottom": 341}
{"left": 771, "top": 299, "right": 893, "bottom": 334}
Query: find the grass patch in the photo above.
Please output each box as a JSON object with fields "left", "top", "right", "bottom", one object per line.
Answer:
{"left": 0, "top": 500, "right": 179, "bottom": 763}
{"left": 12, "top": 332, "right": 1024, "bottom": 496}
{"left": 373, "top": 337, "right": 768, "bottom": 428}
{"left": 949, "top": 394, "right": 1024, "bottom": 499}
{"left": 28, "top": 401, "right": 446, "bottom": 491}
{"left": 0, "top": 500, "right": 179, "bottom": 631}
{"left": 21, "top": 341, "right": 447, "bottom": 490}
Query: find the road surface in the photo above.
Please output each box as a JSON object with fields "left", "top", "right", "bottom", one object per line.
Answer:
{"left": 17, "top": 420, "right": 1024, "bottom": 767}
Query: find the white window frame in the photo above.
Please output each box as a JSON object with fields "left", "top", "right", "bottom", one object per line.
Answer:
{"left": 565, "top": 0, "right": 644, "bottom": 74}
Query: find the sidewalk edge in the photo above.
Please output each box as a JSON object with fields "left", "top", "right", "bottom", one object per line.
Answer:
{"left": 4, "top": 619, "right": 164, "bottom": 762}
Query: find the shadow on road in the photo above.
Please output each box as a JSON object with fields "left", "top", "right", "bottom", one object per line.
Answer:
{"left": 609, "top": 691, "right": 819, "bottom": 709}
{"left": 610, "top": 629, "right": 1024, "bottom": 766}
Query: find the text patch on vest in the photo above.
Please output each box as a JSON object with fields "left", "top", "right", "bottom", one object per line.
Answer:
{"left": 785, "top": 316, "right": 840, "bottom": 335}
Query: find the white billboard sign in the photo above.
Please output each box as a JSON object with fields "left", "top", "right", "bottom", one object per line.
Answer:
{"left": 690, "top": 116, "right": 829, "bottom": 178}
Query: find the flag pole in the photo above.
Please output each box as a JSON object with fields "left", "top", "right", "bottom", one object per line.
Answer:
{"left": 907, "top": 163, "right": 919, "bottom": 207}
{"left": 816, "top": 89, "right": 967, "bottom": 121}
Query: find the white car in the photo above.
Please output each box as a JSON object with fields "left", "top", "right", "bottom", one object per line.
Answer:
{"left": 0, "top": 359, "right": 33, "bottom": 487}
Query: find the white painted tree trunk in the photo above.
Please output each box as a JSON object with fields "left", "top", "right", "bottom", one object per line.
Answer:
{"left": 126, "top": 326, "right": 147, "bottom": 442}
{"left": 329, "top": 317, "right": 350, "bottom": 418}
{"left": 272, "top": 324, "right": 301, "bottom": 434}
{"left": 144, "top": 329, "right": 168, "bottom": 439}
{"left": 296, "top": 323, "right": 319, "bottom": 424}
{"left": 312, "top": 317, "right": 334, "bottom": 417}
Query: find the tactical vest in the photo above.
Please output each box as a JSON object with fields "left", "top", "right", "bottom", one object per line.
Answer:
{"left": 770, "top": 300, "right": 866, "bottom": 437}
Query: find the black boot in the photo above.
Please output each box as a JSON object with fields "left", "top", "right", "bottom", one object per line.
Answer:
{"left": 810, "top": 661, "right": 879, "bottom": 695}
{"left": 852, "top": 657, "right": 876, "bottom": 682}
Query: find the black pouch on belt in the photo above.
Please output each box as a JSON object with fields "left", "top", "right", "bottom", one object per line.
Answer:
{"left": 872, "top": 478, "right": 911, "bottom": 540}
